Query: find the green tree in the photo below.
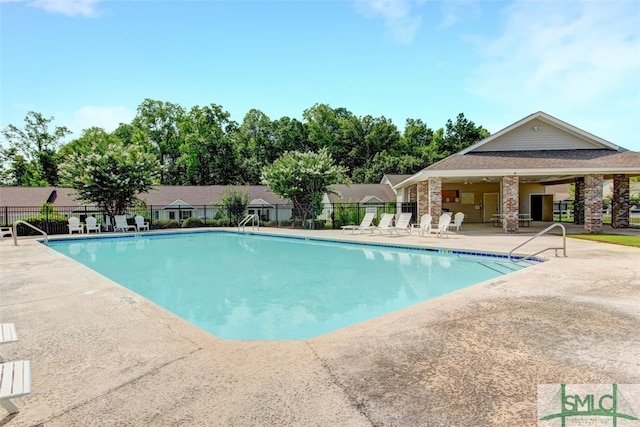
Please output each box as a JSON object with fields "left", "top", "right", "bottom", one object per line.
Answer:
{"left": 219, "top": 186, "right": 250, "bottom": 224}
{"left": 271, "top": 116, "right": 311, "bottom": 153}
{"left": 235, "top": 109, "right": 275, "bottom": 184}
{"left": 58, "top": 127, "right": 114, "bottom": 160}
{"left": 261, "top": 148, "right": 348, "bottom": 227}
{"left": 1, "top": 111, "right": 71, "bottom": 185}
{"left": 303, "top": 104, "right": 349, "bottom": 156}
{"left": 438, "top": 113, "right": 490, "bottom": 158}
{"left": 178, "top": 104, "right": 239, "bottom": 185}
{"left": 401, "top": 118, "right": 436, "bottom": 165}
{"left": 132, "top": 99, "right": 185, "bottom": 184}
{"left": 59, "top": 137, "right": 162, "bottom": 223}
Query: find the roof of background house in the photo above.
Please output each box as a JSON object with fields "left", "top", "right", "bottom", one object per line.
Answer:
{"left": 380, "top": 174, "right": 412, "bottom": 186}
{"left": 0, "top": 185, "right": 290, "bottom": 207}
{"left": 137, "top": 186, "right": 290, "bottom": 207}
{"left": 0, "top": 187, "right": 82, "bottom": 207}
{"left": 327, "top": 184, "right": 396, "bottom": 203}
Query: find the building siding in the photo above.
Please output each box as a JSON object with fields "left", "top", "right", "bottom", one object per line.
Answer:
{"left": 473, "top": 119, "right": 599, "bottom": 152}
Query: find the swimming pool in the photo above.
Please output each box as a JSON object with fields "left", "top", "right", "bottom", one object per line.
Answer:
{"left": 48, "top": 231, "right": 535, "bottom": 340}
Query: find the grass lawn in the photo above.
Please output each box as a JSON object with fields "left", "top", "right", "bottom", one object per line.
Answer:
{"left": 568, "top": 234, "right": 640, "bottom": 248}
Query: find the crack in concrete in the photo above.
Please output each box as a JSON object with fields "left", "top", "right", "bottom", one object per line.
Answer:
{"left": 40, "top": 347, "right": 204, "bottom": 426}
{"left": 305, "top": 341, "right": 376, "bottom": 427}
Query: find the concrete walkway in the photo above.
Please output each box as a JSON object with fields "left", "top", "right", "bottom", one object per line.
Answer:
{"left": 1, "top": 224, "right": 639, "bottom": 426}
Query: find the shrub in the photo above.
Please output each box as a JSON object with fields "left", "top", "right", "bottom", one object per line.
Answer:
{"left": 182, "top": 217, "right": 204, "bottom": 228}
{"left": 153, "top": 219, "right": 181, "bottom": 229}
{"left": 209, "top": 219, "right": 232, "bottom": 227}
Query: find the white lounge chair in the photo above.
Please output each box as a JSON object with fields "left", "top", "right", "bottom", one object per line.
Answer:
{"left": 429, "top": 213, "right": 452, "bottom": 238}
{"left": 0, "top": 323, "right": 17, "bottom": 345}
{"left": 85, "top": 216, "right": 101, "bottom": 233}
{"left": 0, "top": 227, "right": 12, "bottom": 241}
{"left": 370, "top": 213, "right": 395, "bottom": 235}
{"left": 417, "top": 213, "right": 432, "bottom": 236}
{"left": 134, "top": 215, "right": 149, "bottom": 232}
{"left": 113, "top": 215, "right": 136, "bottom": 232}
{"left": 341, "top": 211, "right": 375, "bottom": 234}
{"left": 0, "top": 360, "right": 31, "bottom": 414}
{"left": 390, "top": 212, "right": 412, "bottom": 235}
{"left": 68, "top": 216, "right": 84, "bottom": 234}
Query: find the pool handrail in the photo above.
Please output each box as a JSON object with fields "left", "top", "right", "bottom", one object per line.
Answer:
{"left": 12, "top": 220, "right": 49, "bottom": 246}
{"left": 238, "top": 214, "right": 259, "bottom": 232}
{"left": 508, "top": 223, "right": 566, "bottom": 263}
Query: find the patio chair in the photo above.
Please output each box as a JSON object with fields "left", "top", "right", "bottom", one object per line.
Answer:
{"left": 68, "top": 216, "right": 84, "bottom": 234}
{"left": 417, "top": 213, "right": 432, "bottom": 236}
{"left": 370, "top": 213, "right": 395, "bottom": 235}
{"left": 429, "top": 213, "right": 452, "bottom": 238}
{"left": 134, "top": 215, "right": 149, "bottom": 232}
{"left": 85, "top": 216, "right": 101, "bottom": 233}
{"left": 341, "top": 211, "right": 375, "bottom": 234}
{"left": 452, "top": 212, "right": 465, "bottom": 232}
{"left": 113, "top": 215, "right": 136, "bottom": 232}
{"left": 0, "top": 226, "right": 12, "bottom": 241}
{"left": 389, "top": 212, "right": 413, "bottom": 235}
{"left": 0, "top": 360, "right": 31, "bottom": 414}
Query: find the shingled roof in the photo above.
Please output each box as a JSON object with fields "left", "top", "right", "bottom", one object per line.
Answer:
{"left": 426, "top": 149, "right": 640, "bottom": 172}
{"left": 396, "top": 111, "right": 640, "bottom": 187}
{"left": 327, "top": 184, "right": 396, "bottom": 203}
{"left": 0, "top": 185, "right": 290, "bottom": 207}
{"left": 0, "top": 187, "right": 82, "bottom": 207}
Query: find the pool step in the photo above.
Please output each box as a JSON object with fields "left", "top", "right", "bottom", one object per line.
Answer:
{"left": 474, "top": 259, "right": 536, "bottom": 275}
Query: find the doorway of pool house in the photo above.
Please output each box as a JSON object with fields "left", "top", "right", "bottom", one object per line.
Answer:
{"left": 530, "top": 194, "right": 554, "bottom": 221}
{"left": 483, "top": 192, "right": 500, "bottom": 222}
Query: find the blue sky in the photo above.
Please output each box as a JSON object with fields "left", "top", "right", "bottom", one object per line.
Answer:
{"left": 1, "top": 0, "right": 639, "bottom": 152}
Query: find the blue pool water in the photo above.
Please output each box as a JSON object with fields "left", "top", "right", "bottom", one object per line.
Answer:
{"left": 48, "top": 231, "right": 533, "bottom": 340}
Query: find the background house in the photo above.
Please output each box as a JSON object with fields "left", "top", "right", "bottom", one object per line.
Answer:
{"left": 319, "top": 183, "right": 397, "bottom": 221}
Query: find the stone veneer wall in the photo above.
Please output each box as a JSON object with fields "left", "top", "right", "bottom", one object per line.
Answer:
{"left": 428, "top": 177, "right": 442, "bottom": 220}
{"left": 417, "top": 181, "right": 429, "bottom": 218}
{"left": 502, "top": 176, "right": 519, "bottom": 233}
{"left": 584, "top": 174, "right": 603, "bottom": 234}
{"left": 611, "top": 174, "right": 630, "bottom": 228}
{"left": 574, "top": 177, "right": 585, "bottom": 225}
{"left": 407, "top": 184, "right": 418, "bottom": 203}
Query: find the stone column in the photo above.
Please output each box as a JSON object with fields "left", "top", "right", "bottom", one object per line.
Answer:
{"left": 574, "top": 177, "right": 585, "bottom": 225}
{"left": 428, "top": 177, "right": 442, "bottom": 219}
{"left": 584, "top": 174, "right": 603, "bottom": 234}
{"left": 502, "top": 176, "right": 519, "bottom": 233}
{"left": 611, "top": 174, "right": 630, "bottom": 228}
{"left": 407, "top": 184, "right": 418, "bottom": 203}
{"left": 417, "top": 181, "right": 429, "bottom": 219}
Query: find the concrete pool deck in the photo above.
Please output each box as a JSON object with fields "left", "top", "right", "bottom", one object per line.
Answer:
{"left": 1, "top": 224, "right": 639, "bottom": 426}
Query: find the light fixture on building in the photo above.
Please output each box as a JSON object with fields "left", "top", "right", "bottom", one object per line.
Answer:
{"left": 532, "top": 125, "right": 542, "bottom": 131}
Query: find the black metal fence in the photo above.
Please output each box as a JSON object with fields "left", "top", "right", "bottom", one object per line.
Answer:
{"left": 5, "top": 201, "right": 635, "bottom": 236}
{"left": 0, "top": 202, "right": 418, "bottom": 236}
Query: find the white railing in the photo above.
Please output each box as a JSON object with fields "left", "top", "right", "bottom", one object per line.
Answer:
{"left": 509, "top": 223, "right": 566, "bottom": 263}
{"left": 12, "top": 221, "right": 49, "bottom": 246}
{"left": 238, "top": 214, "right": 259, "bottom": 232}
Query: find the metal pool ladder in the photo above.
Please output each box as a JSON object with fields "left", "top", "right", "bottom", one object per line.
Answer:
{"left": 238, "top": 214, "right": 259, "bottom": 232}
{"left": 509, "top": 223, "right": 566, "bottom": 263}
{"left": 11, "top": 220, "right": 49, "bottom": 246}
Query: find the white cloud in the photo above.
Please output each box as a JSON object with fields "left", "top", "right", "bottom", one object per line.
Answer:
{"left": 352, "top": 0, "right": 427, "bottom": 44}
{"left": 2, "top": 0, "right": 102, "bottom": 17}
{"left": 467, "top": 1, "right": 640, "bottom": 109}
{"left": 439, "top": 0, "right": 481, "bottom": 29}
{"left": 69, "top": 106, "right": 135, "bottom": 135}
